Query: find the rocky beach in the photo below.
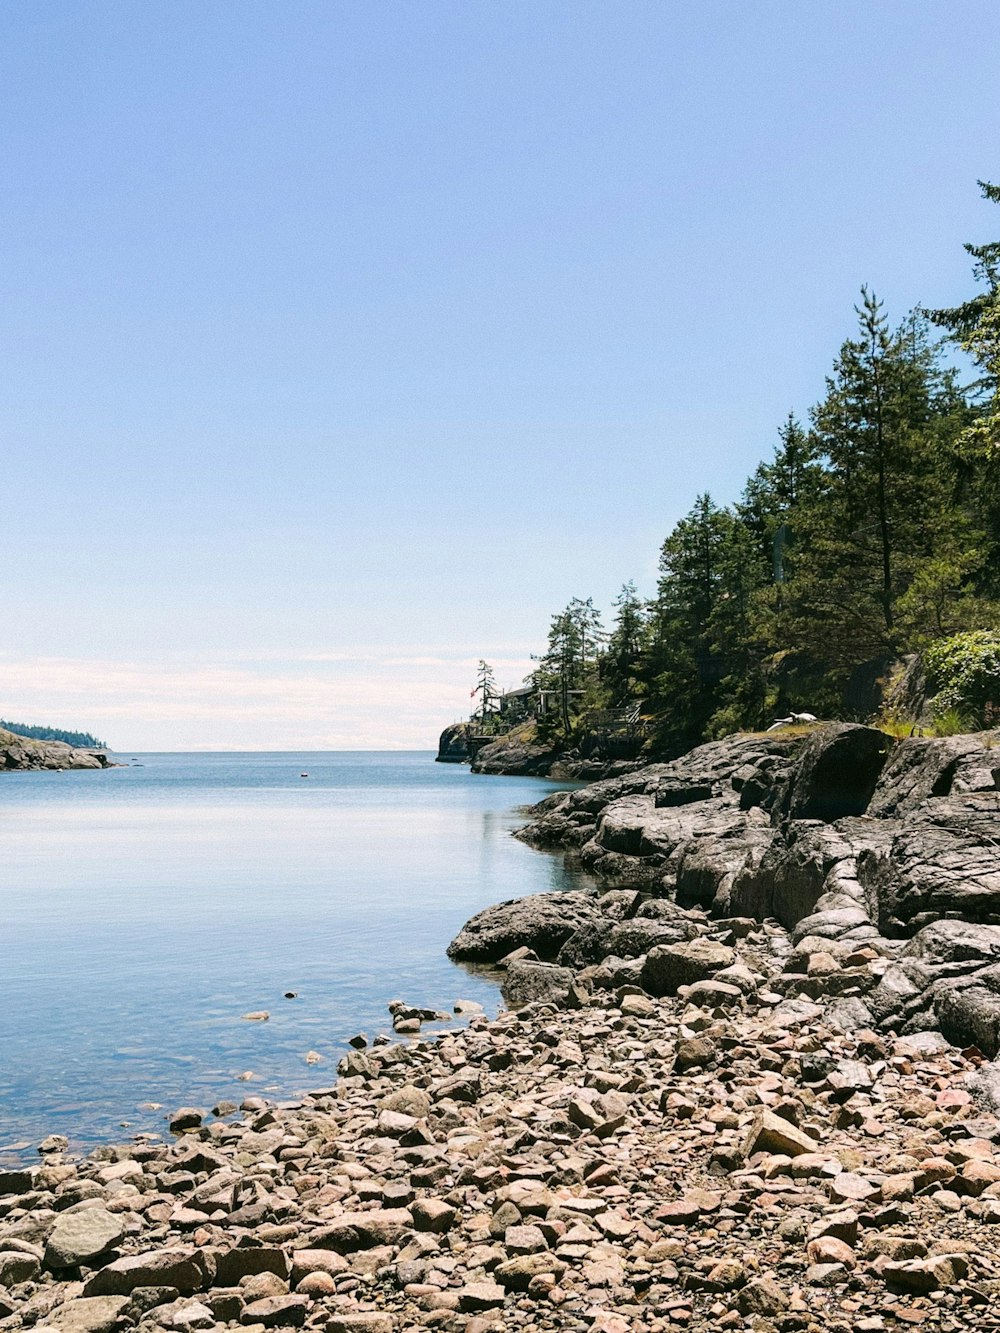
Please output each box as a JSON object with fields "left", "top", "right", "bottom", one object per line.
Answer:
{"left": 3, "top": 724, "right": 1000, "bottom": 1333}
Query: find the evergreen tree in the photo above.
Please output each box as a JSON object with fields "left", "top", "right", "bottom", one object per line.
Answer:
{"left": 603, "top": 581, "right": 647, "bottom": 700}
{"left": 470, "top": 660, "right": 498, "bottom": 726}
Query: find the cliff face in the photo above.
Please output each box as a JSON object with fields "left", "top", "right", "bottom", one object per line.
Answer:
{"left": 435, "top": 723, "right": 470, "bottom": 763}
{"left": 0, "top": 727, "right": 111, "bottom": 771}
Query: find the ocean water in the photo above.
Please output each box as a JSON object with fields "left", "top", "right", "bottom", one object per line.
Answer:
{"left": 0, "top": 752, "right": 587, "bottom": 1160}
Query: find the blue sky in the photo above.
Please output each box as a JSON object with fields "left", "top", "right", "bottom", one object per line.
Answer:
{"left": 2, "top": 2, "right": 998, "bottom": 748}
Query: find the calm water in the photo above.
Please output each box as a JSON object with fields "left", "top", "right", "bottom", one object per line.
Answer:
{"left": 0, "top": 752, "right": 586, "bottom": 1160}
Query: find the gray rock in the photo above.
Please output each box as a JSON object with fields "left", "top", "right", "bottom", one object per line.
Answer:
{"left": 447, "top": 891, "right": 605, "bottom": 963}
{"left": 501, "top": 960, "right": 574, "bottom": 1008}
{"left": 858, "top": 793, "right": 1000, "bottom": 933}
{"left": 0, "top": 1249, "right": 41, "bottom": 1286}
{"left": 44, "top": 1296, "right": 132, "bottom": 1333}
{"left": 641, "top": 939, "right": 735, "bottom": 996}
{"left": 868, "top": 731, "right": 1000, "bottom": 817}
{"left": 82, "top": 1247, "right": 204, "bottom": 1297}
{"left": 45, "top": 1207, "right": 125, "bottom": 1269}
{"left": 773, "top": 723, "right": 891, "bottom": 823}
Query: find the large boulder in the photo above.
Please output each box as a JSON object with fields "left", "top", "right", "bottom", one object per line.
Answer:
{"left": 857, "top": 793, "right": 1000, "bottom": 934}
{"left": 773, "top": 724, "right": 891, "bottom": 823}
{"left": 447, "top": 891, "right": 605, "bottom": 963}
{"left": 868, "top": 920, "right": 1000, "bottom": 1052}
{"left": 640, "top": 939, "right": 735, "bottom": 996}
{"left": 867, "top": 732, "right": 1000, "bottom": 818}
{"left": 501, "top": 960, "right": 574, "bottom": 1008}
{"left": 435, "top": 723, "right": 469, "bottom": 763}
{"left": 45, "top": 1207, "right": 125, "bottom": 1270}
{"left": 82, "top": 1247, "right": 204, "bottom": 1297}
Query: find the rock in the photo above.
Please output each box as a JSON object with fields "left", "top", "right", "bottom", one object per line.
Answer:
{"left": 240, "top": 1294, "right": 308, "bottom": 1327}
{"left": 436, "top": 722, "right": 470, "bottom": 763}
{"left": 858, "top": 794, "right": 1000, "bottom": 934}
{"left": 737, "top": 1276, "right": 788, "bottom": 1316}
{"left": 326, "top": 1316, "right": 394, "bottom": 1333}
{"left": 0, "top": 727, "right": 111, "bottom": 772}
{"left": 310, "top": 1209, "right": 412, "bottom": 1252}
{"left": 883, "top": 1254, "right": 968, "bottom": 1293}
{"left": 806, "top": 1236, "right": 855, "bottom": 1267}
{"left": 82, "top": 1247, "right": 204, "bottom": 1297}
{"left": 742, "top": 1110, "right": 819, "bottom": 1159}
{"left": 44, "top": 1296, "right": 132, "bottom": 1333}
{"left": 410, "top": 1198, "right": 456, "bottom": 1233}
{"left": 45, "top": 1206, "right": 126, "bottom": 1269}
{"left": 447, "top": 891, "right": 605, "bottom": 963}
{"left": 457, "top": 1281, "right": 506, "bottom": 1311}
{"left": 869, "top": 732, "right": 1000, "bottom": 817}
{"left": 501, "top": 960, "right": 574, "bottom": 1008}
{"left": 0, "top": 1169, "right": 36, "bottom": 1196}
{"left": 215, "top": 1248, "right": 290, "bottom": 1286}
{"left": 641, "top": 939, "right": 735, "bottom": 995}
{"left": 773, "top": 723, "right": 891, "bottom": 822}
{"left": 0, "top": 1249, "right": 41, "bottom": 1286}
{"left": 168, "top": 1107, "right": 203, "bottom": 1132}
{"left": 160, "top": 1299, "right": 215, "bottom": 1330}
{"left": 470, "top": 726, "right": 561, "bottom": 776}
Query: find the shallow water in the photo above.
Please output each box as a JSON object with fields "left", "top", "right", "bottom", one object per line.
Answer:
{"left": 0, "top": 752, "right": 587, "bottom": 1159}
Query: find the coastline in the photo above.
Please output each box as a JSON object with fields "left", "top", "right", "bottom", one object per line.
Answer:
{"left": 4, "top": 726, "right": 1000, "bottom": 1329}
{"left": 4, "top": 934, "right": 1000, "bottom": 1332}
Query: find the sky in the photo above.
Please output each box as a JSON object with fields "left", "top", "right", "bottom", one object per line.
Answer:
{"left": 1, "top": 1, "right": 998, "bottom": 749}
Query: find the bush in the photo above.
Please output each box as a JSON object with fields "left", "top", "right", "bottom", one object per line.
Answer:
{"left": 924, "top": 631, "right": 1000, "bottom": 730}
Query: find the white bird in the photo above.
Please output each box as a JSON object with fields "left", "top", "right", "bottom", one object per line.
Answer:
{"left": 766, "top": 711, "right": 818, "bottom": 731}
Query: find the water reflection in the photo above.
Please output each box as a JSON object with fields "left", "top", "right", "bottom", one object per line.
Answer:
{"left": 0, "top": 753, "right": 589, "bottom": 1157}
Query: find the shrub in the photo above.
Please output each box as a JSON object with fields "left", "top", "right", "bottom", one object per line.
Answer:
{"left": 924, "top": 631, "right": 1000, "bottom": 730}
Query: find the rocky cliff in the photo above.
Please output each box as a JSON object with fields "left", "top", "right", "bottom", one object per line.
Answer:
{"left": 0, "top": 727, "right": 112, "bottom": 771}
{"left": 451, "top": 723, "right": 1000, "bottom": 1057}
{"left": 435, "top": 723, "right": 471, "bottom": 763}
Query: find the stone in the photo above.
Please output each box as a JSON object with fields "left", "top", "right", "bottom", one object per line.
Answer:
{"left": 773, "top": 723, "right": 890, "bottom": 822}
{"left": 240, "top": 1294, "right": 308, "bottom": 1327}
{"left": 326, "top": 1316, "right": 394, "bottom": 1333}
{"left": 447, "top": 891, "right": 605, "bottom": 963}
{"left": 883, "top": 1254, "right": 968, "bottom": 1293}
{"left": 806, "top": 1235, "right": 856, "bottom": 1267}
{"left": 0, "top": 1249, "right": 41, "bottom": 1286}
{"left": 310, "top": 1209, "right": 412, "bottom": 1252}
{"left": 45, "top": 1206, "right": 126, "bottom": 1269}
{"left": 214, "top": 1248, "right": 289, "bottom": 1287}
{"left": 457, "top": 1281, "right": 506, "bottom": 1310}
{"left": 168, "top": 1107, "right": 203, "bottom": 1132}
{"left": 410, "top": 1198, "right": 456, "bottom": 1233}
{"left": 82, "top": 1247, "right": 204, "bottom": 1297}
{"left": 742, "top": 1109, "right": 819, "bottom": 1159}
{"left": 641, "top": 940, "right": 736, "bottom": 996}
{"left": 501, "top": 960, "right": 574, "bottom": 1007}
{"left": 44, "top": 1296, "right": 132, "bottom": 1333}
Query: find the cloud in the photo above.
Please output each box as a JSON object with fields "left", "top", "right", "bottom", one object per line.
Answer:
{"left": 0, "top": 649, "right": 536, "bottom": 750}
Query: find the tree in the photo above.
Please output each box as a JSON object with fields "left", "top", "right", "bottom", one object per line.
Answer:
{"left": 929, "top": 180, "right": 1000, "bottom": 595}
{"left": 470, "top": 660, "right": 498, "bottom": 726}
{"left": 603, "top": 581, "right": 647, "bottom": 699}
{"left": 534, "top": 597, "right": 605, "bottom": 737}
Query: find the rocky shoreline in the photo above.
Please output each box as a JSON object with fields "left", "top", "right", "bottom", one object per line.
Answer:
{"left": 0, "top": 729, "right": 112, "bottom": 772}
{"left": 4, "top": 723, "right": 1000, "bottom": 1333}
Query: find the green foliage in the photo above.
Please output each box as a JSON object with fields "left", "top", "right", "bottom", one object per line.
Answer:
{"left": 924, "top": 631, "right": 1000, "bottom": 729}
